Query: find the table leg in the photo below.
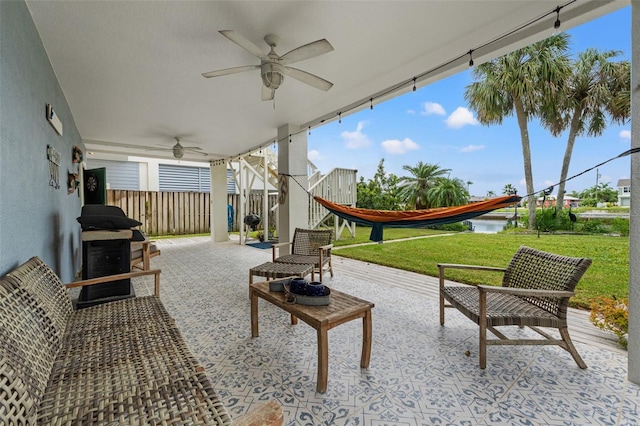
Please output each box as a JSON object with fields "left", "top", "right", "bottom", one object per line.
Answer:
{"left": 250, "top": 287, "right": 259, "bottom": 338}
{"left": 290, "top": 314, "right": 298, "bottom": 325}
{"left": 317, "top": 326, "right": 329, "bottom": 393}
{"left": 360, "top": 309, "right": 372, "bottom": 368}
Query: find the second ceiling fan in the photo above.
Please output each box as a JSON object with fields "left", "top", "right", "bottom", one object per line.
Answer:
{"left": 202, "top": 31, "right": 334, "bottom": 101}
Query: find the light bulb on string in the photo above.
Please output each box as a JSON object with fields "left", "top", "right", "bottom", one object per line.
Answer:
{"left": 370, "top": 99, "right": 373, "bottom": 110}
{"left": 468, "top": 50, "right": 474, "bottom": 68}
{"left": 552, "top": 6, "right": 562, "bottom": 35}
{"left": 413, "top": 78, "right": 417, "bottom": 92}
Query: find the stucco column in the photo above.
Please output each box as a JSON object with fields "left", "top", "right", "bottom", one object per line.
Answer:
{"left": 277, "top": 124, "right": 309, "bottom": 252}
{"left": 210, "top": 160, "right": 229, "bottom": 243}
{"left": 629, "top": 0, "right": 640, "bottom": 385}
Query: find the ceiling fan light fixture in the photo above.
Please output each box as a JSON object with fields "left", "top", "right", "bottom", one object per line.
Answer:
{"left": 173, "top": 145, "right": 184, "bottom": 159}
{"left": 261, "top": 62, "right": 285, "bottom": 89}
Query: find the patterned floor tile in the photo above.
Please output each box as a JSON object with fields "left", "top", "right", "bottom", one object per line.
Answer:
{"left": 142, "top": 237, "right": 640, "bottom": 426}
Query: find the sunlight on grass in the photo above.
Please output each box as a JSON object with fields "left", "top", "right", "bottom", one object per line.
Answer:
{"left": 332, "top": 226, "right": 453, "bottom": 247}
{"left": 334, "top": 232, "right": 628, "bottom": 309}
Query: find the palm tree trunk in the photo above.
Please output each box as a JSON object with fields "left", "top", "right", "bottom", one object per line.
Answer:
{"left": 514, "top": 100, "right": 536, "bottom": 228}
{"left": 556, "top": 108, "right": 583, "bottom": 210}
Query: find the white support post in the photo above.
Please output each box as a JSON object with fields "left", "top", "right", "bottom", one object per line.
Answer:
{"left": 238, "top": 158, "right": 245, "bottom": 245}
{"left": 628, "top": 0, "right": 639, "bottom": 385}
{"left": 209, "top": 160, "right": 229, "bottom": 243}
{"left": 277, "top": 124, "right": 309, "bottom": 252}
{"left": 263, "top": 156, "right": 269, "bottom": 239}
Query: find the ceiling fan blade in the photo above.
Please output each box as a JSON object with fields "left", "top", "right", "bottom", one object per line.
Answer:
{"left": 202, "top": 65, "right": 259, "bottom": 78}
{"left": 285, "top": 67, "right": 333, "bottom": 91}
{"left": 219, "top": 30, "right": 267, "bottom": 60}
{"left": 261, "top": 84, "right": 274, "bottom": 101}
{"left": 184, "top": 148, "right": 208, "bottom": 156}
{"left": 182, "top": 146, "right": 203, "bottom": 150}
{"left": 280, "top": 39, "right": 333, "bottom": 65}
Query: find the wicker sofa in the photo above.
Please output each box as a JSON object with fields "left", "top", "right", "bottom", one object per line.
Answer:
{"left": 0, "top": 257, "right": 282, "bottom": 425}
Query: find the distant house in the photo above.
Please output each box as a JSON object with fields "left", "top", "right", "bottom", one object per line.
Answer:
{"left": 618, "top": 178, "right": 631, "bottom": 207}
{"left": 535, "top": 195, "right": 581, "bottom": 208}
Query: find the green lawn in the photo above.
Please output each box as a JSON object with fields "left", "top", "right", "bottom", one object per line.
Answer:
{"left": 333, "top": 226, "right": 453, "bottom": 246}
{"left": 333, "top": 231, "right": 628, "bottom": 309}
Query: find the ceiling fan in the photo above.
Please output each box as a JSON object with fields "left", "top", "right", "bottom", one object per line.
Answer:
{"left": 148, "top": 137, "right": 207, "bottom": 159}
{"left": 202, "top": 31, "right": 334, "bottom": 101}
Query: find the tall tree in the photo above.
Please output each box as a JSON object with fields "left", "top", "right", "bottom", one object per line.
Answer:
{"left": 542, "top": 49, "right": 630, "bottom": 209}
{"left": 427, "top": 177, "right": 469, "bottom": 207}
{"left": 356, "top": 159, "right": 400, "bottom": 210}
{"left": 397, "top": 161, "right": 450, "bottom": 209}
{"left": 465, "top": 34, "right": 571, "bottom": 228}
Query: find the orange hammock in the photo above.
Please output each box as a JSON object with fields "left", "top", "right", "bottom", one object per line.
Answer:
{"left": 314, "top": 194, "right": 521, "bottom": 242}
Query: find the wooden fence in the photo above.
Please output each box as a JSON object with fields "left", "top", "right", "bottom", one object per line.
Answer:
{"left": 107, "top": 190, "right": 277, "bottom": 236}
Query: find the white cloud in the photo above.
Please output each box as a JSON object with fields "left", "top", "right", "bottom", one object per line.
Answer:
{"left": 421, "top": 102, "right": 446, "bottom": 116}
{"left": 381, "top": 138, "right": 420, "bottom": 155}
{"left": 620, "top": 130, "right": 631, "bottom": 139}
{"left": 308, "top": 149, "right": 322, "bottom": 161}
{"left": 445, "top": 107, "right": 479, "bottom": 129}
{"left": 406, "top": 109, "right": 416, "bottom": 115}
{"left": 460, "top": 144, "right": 485, "bottom": 153}
{"left": 341, "top": 121, "right": 371, "bottom": 149}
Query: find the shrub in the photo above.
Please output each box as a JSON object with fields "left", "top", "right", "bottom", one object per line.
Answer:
{"left": 611, "top": 218, "right": 630, "bottom": 236}
{"left": 590, "top": 296, "right": 629, "bottom": 348}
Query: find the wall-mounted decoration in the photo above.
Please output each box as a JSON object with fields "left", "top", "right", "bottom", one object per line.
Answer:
{"left": 72, "top": 145, "right": 83, "bottom": 163}
{"left": 46, "top": 104, "right": 63, "bottom": 135}
{"left": 47, "top": 144, "right": 61, "bottom": 189}
{"left": 68, "top": 172, "right": 80, "bottom": 194}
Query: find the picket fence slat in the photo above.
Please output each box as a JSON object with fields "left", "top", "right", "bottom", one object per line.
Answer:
{"left": 106, "top": 190, "right": 276, "bottom": 236}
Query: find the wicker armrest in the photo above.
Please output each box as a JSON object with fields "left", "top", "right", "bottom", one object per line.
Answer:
{"left": 477, "top": 285, "right": 575, "bottom": 298}
{"left": 272, "top": 242, "right": 293, "bottom": 260}
{"left": 65, "top": 269, "right": 161, "bottom": 296}
{"left": 232, "top": 400, "right": 283, "bottom": 426}
{"left": 318, "top": 243, "right": 333, "bottom": 251}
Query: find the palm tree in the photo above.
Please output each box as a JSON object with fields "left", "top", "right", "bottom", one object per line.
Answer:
{"left": 542, "top": 49, "right": 630, "bottom": 209}
{"left": 397, "top": 161, "right": 450, "bottom": 209}
{"left": 427, "top": 177, "right": 469, "bottom": 207}
{"left": 465, "top": 34, "right": 571, "bottom": 228}
{"left": 502, "top": 183, "right": 516, "bottom": 195}
{"left": 486, "top": 190, "right": 496, "bottom": 198}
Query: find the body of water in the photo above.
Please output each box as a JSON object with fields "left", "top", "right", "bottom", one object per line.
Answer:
{"left": 468, "top": 219, "right": 508, "bottom": 234}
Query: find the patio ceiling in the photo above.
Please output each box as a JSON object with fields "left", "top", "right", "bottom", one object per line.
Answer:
{"left": 26, "top": 1, "right": 626, "bottom": 162}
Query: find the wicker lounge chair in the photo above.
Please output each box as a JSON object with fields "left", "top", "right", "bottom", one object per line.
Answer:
{"left": 438, "top": 246, "right": 592, "bottom": 369}
{"left": 272, "top": 228, "right": 334, "bottom": 282}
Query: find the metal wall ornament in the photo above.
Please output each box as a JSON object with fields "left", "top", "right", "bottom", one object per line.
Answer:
{"left": 47, "top": 145, "right": 61, "bottom": 189}
{"left": 278, "top": 174, "right": 288, "bottom": 205}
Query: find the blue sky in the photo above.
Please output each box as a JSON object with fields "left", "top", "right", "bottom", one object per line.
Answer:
{"left": 308, "top": 6, "right": 631, "bottom": 198}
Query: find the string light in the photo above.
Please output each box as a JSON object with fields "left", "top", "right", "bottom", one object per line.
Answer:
{"left": 256, "top": 3, "right": 572, "bottom": 150}
{"left": 552, "top": 6, "right": 562, "bottom": 35}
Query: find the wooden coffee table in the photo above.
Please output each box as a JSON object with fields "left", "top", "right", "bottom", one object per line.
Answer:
{"left": 249, "top": 280, "right": 374, "bottom": 393}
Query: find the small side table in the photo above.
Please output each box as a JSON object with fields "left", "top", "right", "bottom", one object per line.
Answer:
{"left": 249, "top": 261, "right": 314, "bottom": 286}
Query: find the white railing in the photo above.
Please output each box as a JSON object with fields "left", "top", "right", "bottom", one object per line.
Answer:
{"left": 308, "top": 167, "right": 357, "bottom": 230}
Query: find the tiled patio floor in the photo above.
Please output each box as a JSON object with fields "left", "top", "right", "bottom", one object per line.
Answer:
{"left": 130, "top": 236, "right": 639, "bottom": 425}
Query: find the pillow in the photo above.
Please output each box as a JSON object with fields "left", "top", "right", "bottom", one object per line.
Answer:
{"left": 77, "top": 215, "right": 142, "bottom": 230}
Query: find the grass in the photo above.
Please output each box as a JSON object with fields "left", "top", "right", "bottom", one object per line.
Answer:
{"left": 333, "top": 231, "right": 628, "bottom": 309}
{"left": 333, "top": 226, "right": 453, "bottom": 247}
